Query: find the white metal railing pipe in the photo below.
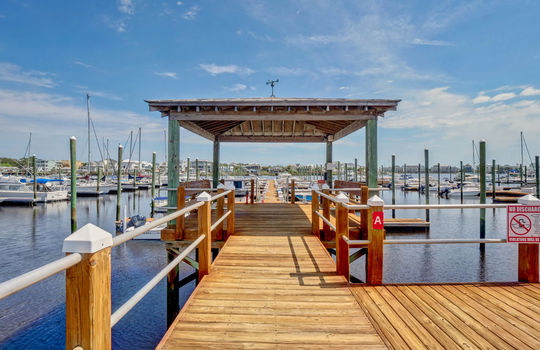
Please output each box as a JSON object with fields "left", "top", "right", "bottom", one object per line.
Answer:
{"left": 166, "top": 187, "right": 218, "bottom": 191}
{"left": 0, "top": 253, "right": 82, "bottom": 300}
{"left": 315, "top": 210, "right": 336, "bottom": 231}
{"left": 342, "top": 203, "right": 369, "bottom": 210}
{"left": 111, "top": 234, "right": 204, "bottom": 327}
{"left": 211, "top": 210, "right": 232, "bottom": 232}
{"left": 342, "top": 236, "right": 370, "bottom": 246}
{"left": 314, "top": 190, "right": 337, "bottom": 203}
{"left": 112, "top": 201, "right": 204, "bottom": 246}
{"left": 330, "top": 187, "right": 390, "bottom": 192}
{"left": 384, "top": 204, "right": 508, "bottom": 210}
{"left": 384, "top": 238, "right": 507, "bottom": 245}
{"left": 210, "top": 189, "right": 232, "bottom": 201}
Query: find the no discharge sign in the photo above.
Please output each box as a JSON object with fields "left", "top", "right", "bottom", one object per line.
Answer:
{"left": 507, "top": 205, "right": 540, "bottom": 243}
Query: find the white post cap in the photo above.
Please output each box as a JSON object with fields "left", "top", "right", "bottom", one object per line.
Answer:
{"left": 225, "top": 183, "right": 235, "bottom": 190}
{"left": 62, "top": 223, "right": 113, "bottom": 253}
{"left": 367, "top": 195, "right": 384, "bottom": 207}
{"left": 197, "top": 191, "right": 212, "bottom": 202}
{"left": 335, "top": 192, "right": 348, "bottom": 203}
{"left": 310, "top": 183, "right": 320, "bottom": 190}
{"left": 217, "top": 183, "right": 226, "bottom": 189}
{"left": 321, "top": 183, "right": 330, "bottom": 190}
{"left": 518, "top": 194, "right": 540, "bottom": 205}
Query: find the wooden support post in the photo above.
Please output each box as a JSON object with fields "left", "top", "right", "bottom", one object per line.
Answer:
{"left": 250, "top": 178, "right": 255, "bottom": 204}
{"left": 367, "top": 196, "right": 384, "bottom": 285}
{"left": 403, "top": 163, "right": 407, "bottom": 187}
{"left": 437, "top": 163, "right": 440, "bottom": 195}
{"left": 425, "top": 149, "right": 430, "bottom": 221}
{"left": 360, "top": 186, "right": 369, "bottom": 240}
{"left": 337, "top": 161, "right": 341, "bottom": 180}
{"left": 195, "top": 158, "right": 199, "bottom": 180}
{"left": 186, "top": 157, "right": 190, "bottom": 181}
{"left": 492, "top": 160, "right": 496, "bottom": 200}
{"left": 32, "top": 154, "right": 37, "bottom": 200}
{"left": 216, "top": 186, "right": 225, "bottom": 240}
{"left": 460, "top": 161, "right": 464, "bottom": 203}
{"left": 226, "top": 188, "right": 235, "bottom": 239}
{"left": 354, "top": 158, "right": 358, "bottom": 182}
{"left": 151, "top": 152, "right": 156, "bottom": 217}
{"left": 322, "top": 186, "right": 330, "bottom": 240}
{"left": 391, "top": 155, "right": 395, "bottom": 219}
{"left": 212, "top": 140, "right": 220, "bottom": 188}
{"left": 70, "top": 137, "right": 77, "bottom": 232}
{"left": 197, "top": 192, "right": 212, "bottom": 280}
{"left": 64, "top": 224, "right": 112, "bottom": 350}
{"left": 418, "top": 163, "right": 421, "bottom": 197}
{"left": 519, "top": 244, "right": 539, "bottom": 282}
{"left": 479, "top": 140, "right": 486, "bottom": 252}
{"left": 291, "top": 179, "right": 295, "bottom": 204}
{"left": 365, "top": 119, "right": 378, "bottom": 191}
{"left": 168, "top": 119, "right": 180, "bottom": 228}
{"left": 166, "top": 245, "right": 179, "bottom": 327}
{"left": 116, "top": 145, "right": 123, "bottom": 222}
{"left": 175, "top": 186, "right": 185, "bottom": 240}
{"left": 335, "top": 194, "right": 350, "bottom": 280}
{"left": 311, "top": 189, "right": 320, "bottom": 238}
{"left": 326, "top": 140, "right": 333, "bottom": 187}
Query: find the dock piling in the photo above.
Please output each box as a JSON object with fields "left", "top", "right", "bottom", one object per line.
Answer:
{"left": 367, "top": 195, "right": 384, "bottom": 285}
{"left": 354, "top": 158, "right": 358, "bottom": 182}
{"left": 335, "top": 195, "right": 350, "bottom": 280}
{"left": 290, "top": 179, "right": 295, "bottom": 204}
{"left": 479, "top": 140, "right": 486, "bottom": 251}
{"left": 311, "top": 189, "right": 320, "bottom": 238}
{"left": 418, "top": 163, "right": 421, "bottom": 197}
{"left": 492, "top": 160, "right": 496, "bottom": 201}
{"left": 196, "top": 158, "right": 199, "bottom": 180}
{"left": 70, "top": 137, "right": 77, "bottom": 232}
{"left": 424, "top": 150, "right": 429, "bottom": 221}
{"left": 460, "top": 161, "right": 464, "bottom": 204}
{"left": 186, "top": 157, "right": 190, "bottom": 181}
{"left": 391, "top": 155, "right": 395, "bottom": 218}
{"left": 116, "top": 145, "right": 122, "bottom": 222}
{"left": 32, "top": 154, "right": 37, "bottom": 201}
{"left": 151, "top": 152, "right": 156, "bottom": 217}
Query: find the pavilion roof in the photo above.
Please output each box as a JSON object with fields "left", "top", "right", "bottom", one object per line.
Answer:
{"left": 145, "top": 97, "right": 400, "bottom": 142}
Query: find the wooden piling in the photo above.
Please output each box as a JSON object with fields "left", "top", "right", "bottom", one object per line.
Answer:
{"left": 290, "top": 179, "right": 295, "bottom": 204}
{"left": 196, "top": 158, "right": 199, "bottom": 180}
{"left": 322, "top": 187, "right": 330, "bottom": 240}
{"left": 335, "top": 201, "right": 350, "bottom": 280}
{"left": 437, "top": 163, "right": 440, "bottom": 195}
{"left": 226, "top": 189, "right": 235, "bottom": 239}
{"left": 216, "top": 187, "right": 224, "bottom": 240}
{"left": 403, "top": 163, "right": 407, "bottom": 187}
{"left": 311, "top": 190, "right": 320, "bottom": 238}
{"left": 186, "top": 157, "right": 191, "bottom": 181}
{"left": 460, "top": 161, "right": 464, "bottom": 204}
{"left": 166, "top": 246, "right": 179, "bottom": 327}
{"left": 354, "top": 158, "right": 358, "bottom": 182}
{"left": 116, "top": 145, "right": 123, "bottom": 222}
{"left": 424, "top": 149, "right": 429, "bottom": 221}
{"left": 479, "top": 140, "right": 486, "bottom": 251}
{"left": 418, "top": 163, "right": 421, "bottom": 197}
{"left": 198, "top": 199, "right": 212, "bottom": 280}
{"left": 32, "top": 155, "right": 37, "bottom": 200}
{"left": 70, "top": 137, "right": 77, "bottom": 232}
{"left": 251, "top": 178, "right": 255, "bottom": 204}
{"left": 391, "top": 155, "right": 395, "bottom": 219}
{"left": 337, "top": 161, "right": 341, "bottom": 180}
{"left": 175, "top": 186, "right": 185, "bottom": 240}
{"left": 492, "top": 160, "right": 496, "bottom": 200}
{"left": 326, "top": 140, "right": 333, "bottom": 187}
{"left": 360, "top": 186, "right": 369, "bottom": 239}
{"left": 151, "top": 152, "right": 156, "bottom": 217}
{"left": 367, "top": 196, "right": 384, "bottom": 285}
{"left": 518, "top": 244, "right": 539, "bottom": 282}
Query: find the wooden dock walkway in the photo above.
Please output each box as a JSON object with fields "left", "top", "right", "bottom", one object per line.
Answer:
{"left": 158, "top": 203, "right": 540, "bottom": 349}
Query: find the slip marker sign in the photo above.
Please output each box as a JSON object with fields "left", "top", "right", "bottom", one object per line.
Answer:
{"left": 373, "top": 211, "right": 384, "bottom": 230}
{"left": 507, "top": 205, "right": 540, "bottom": 243}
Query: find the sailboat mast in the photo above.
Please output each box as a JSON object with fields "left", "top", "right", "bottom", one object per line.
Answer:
{"left": 472, "top": 140, "right": 475, "bottom": 175}
{"left": 138, "top": 127, "right": 141, "bottom": 175}
{"left": 87, "top": 94, "right": 91, "bottom": 175}
{"left": 520, "top": 131, "right": 524, "bottom": 168}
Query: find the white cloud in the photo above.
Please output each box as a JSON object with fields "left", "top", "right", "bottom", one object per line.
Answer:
{"left": 73, "top": 60, "right": 94, "bottom": 69}
{"left": 176, "top": 1, "right": 183, "bottom": 5}
{"left": 74, "top": 86, "right": 122, "bottom": 101}
{"left": 155, "top": 72, "right": 177, "bottom": 79}
{"left": 199, "top": 64, "right": 254, "bottom": 75}
{"left": 0, "top": 62, "right": 56, "bottom": 88}
{"left": 521, "top": 86, "right": 540, "bottom": 96}
{"left": 473, "top": 94, "right": 490, "bottom": 104}
{"left": 226, "top": 83, "right": 247, "bottom": 92}
{"left": 492, "top": 92, "right": 515, "bottom": 102}
{"left": 339, "top": 86, "right": 350, "bottom": 90}
{"left": 410, "top": 38, "right": 454, "bottom": 46}
{"left": 183, "top": 5, "right": 199, "bottom": 20}
{"left": 118, "top": 0, "right": 134, "bottom": 15}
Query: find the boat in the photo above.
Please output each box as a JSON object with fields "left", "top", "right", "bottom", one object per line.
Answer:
{"left": 116, "top": 214, "right": 165, "bottom": 240}
{"left": 0, "top": 178, "right": 69, "bottom": 203}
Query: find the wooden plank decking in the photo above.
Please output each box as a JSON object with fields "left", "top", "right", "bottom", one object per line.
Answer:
{"left": 158, "top": 202, "right": 540, "bottom": 349}
{"left": 157, "top": 203, "right": 386, "bottom": 349}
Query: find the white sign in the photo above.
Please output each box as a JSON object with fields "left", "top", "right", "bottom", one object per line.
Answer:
{"left": 507, "top": 205, "right": 540, "bottom": 243}
{"left": 326, "top": 162, "right": 338, "bottom": 170}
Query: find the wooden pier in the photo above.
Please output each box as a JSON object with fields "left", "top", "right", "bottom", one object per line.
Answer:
{"left": 158, "top": 201, "right": 540, "bottom": 349}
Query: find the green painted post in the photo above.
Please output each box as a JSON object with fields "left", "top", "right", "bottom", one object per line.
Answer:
{"left": 116, "top": 145, "right": 123, "bottom": 222}
{"left": 151, "top": 152, "right": 156, "bottom": 217}
{"left": 344, "top": 163, "right": 348, "bottom": 181}
{"left": 492, "top": 160, "right": 496, "bottom": 200}
{"left": 479, "top": 140, "right": 486, "bottom": 252}
{"left": 365, "top": 119, "right": 378, "bottom": 191}
{"left": 167, "top": 119, "right": 180, "bottom": 227}
{"left": 186, "top": 157, "right": 191, "bottom": 181}
{"left": 70, "top": 137, "right": 77, "bottom": 232}
{"left": 391, "top": 155, "right": 396, "bottom": 218}
{"left": 97, "top": 166, "right": 101, "bottom": 192}
{"left": 195, "top": 158, "right": 200, "bottom": 180}
{"left": 337, "top": 161, "right": 341, "bottom": 180}
{"left": 460, "top": 161, "right": 464, "bottom": 204}
{"left": 32, "top": 155, "right": 37, "bottom": 201}
{"left": 326, "top": 140, "right": 333, "bottom": 187}
{"left": 212, "top": 140, "right": 220, "bottom": 188}
{"left": 534, "top": 156, "right": 540, "bottom": 198}
{"left": 354, "top": 158, "right": 358, "bottom": 182}
{"left": 424, "top": 150, "right": 429, "bottom": 221}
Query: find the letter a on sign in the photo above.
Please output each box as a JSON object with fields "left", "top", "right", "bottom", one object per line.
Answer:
{"left": 373, "top": 212, "right": 384, "bottom": 230}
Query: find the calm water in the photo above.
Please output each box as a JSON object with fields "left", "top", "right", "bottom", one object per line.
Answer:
{"left": 0, "top": 184, "right": 515, "bottom": 349}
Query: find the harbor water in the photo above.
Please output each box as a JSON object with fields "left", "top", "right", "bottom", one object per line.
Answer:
{"left": 0, "top": 184, "right": 515, "bottom": 349}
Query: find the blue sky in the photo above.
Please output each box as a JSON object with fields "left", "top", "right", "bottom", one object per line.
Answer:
{"left": 0, "top": 0, "right": 539, "bottom": 167}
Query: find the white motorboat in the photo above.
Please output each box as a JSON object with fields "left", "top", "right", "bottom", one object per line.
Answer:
{"left": 0, "top": 179, "right": 68, "bottom": 203}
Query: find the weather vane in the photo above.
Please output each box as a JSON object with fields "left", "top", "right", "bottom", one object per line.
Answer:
{"left": 266, "top": 79, "right": 279, "bottom": 97}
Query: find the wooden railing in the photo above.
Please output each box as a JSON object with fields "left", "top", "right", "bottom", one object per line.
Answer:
{"left": 0, "top": 189, "right": 235, "bottom": 349}
{"left": 311, "top": 187, "right": 539, "bottom": 285}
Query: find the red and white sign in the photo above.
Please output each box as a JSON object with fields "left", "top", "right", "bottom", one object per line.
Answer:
{"left": 507, "top": 206, "right": 540, "bottom": 243}
{"left": 373, "top": 212, "right": 384, "bottom": 230}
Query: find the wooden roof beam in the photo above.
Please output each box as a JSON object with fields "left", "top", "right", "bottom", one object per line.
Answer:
{"left": 218, "top": 135, "right": 326, "bottom": 143}
{"left": 178, "top": 121, "right": 215, "bottom": 141}
{"left": 169, "top": 112, "right": 377, "bottom": 121}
